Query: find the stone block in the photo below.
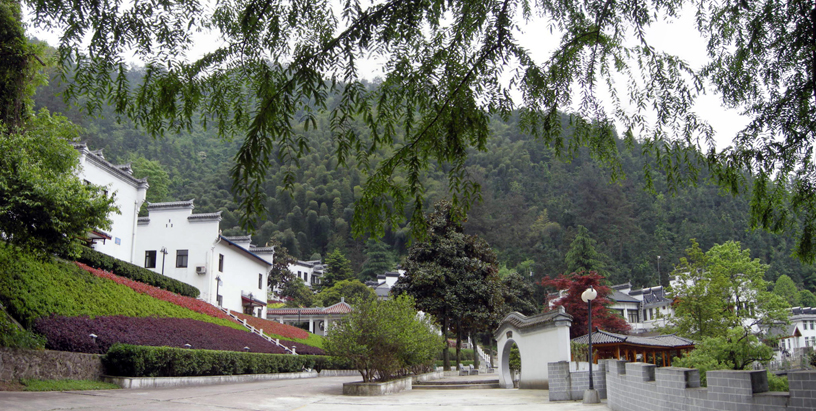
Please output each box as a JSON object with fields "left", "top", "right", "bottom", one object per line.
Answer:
{"left": 625, "top": 362, "right": 656, "bottom": 382}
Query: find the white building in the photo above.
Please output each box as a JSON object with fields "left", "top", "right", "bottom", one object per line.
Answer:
{"left": 135, "top": 200, "right": 272, "bottom": 317}
{"left": 777, "top": 307, "right": 816, "bottom": 356}
{"left": 614, "top": 282, "right": 676, "bottom": 333}
{"left": 73, "top": 143, "right": 149, "bottom": 263}
{"left": 288, "top": 260, "right": 325, "bottom": 288}
{"left": 368, "top": 271, "right": 405, "bottom": 299}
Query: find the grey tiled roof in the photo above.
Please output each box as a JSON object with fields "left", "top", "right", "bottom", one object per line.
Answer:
{"left": 791, "top": 307, "right": 816, "bottom": 315}
{"left": 148, "top": 199, "right": 195, "bottom": 210}
{"left": 223, "top": 235, "right": 252, "bottom": 243}
{"left": 72, "top": 143, "right": 149, "bottom": 189}
{"left": 494, "top": 307, "right": 573, "bottom": 338}
{"left": 609, "top": 289, "right": 640, "bottom": 304}
{"left": 572, "top": 330, "right": 694, "bottom": 348}
{"left": 137, "top": 217, "right": 150, "bottom": 224}
{"left": 187, "top": 211, "right": 222, "bottom": 221}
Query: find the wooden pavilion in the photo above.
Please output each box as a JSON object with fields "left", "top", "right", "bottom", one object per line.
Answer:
{"left": 572, "top": 330, "right": 695, "bottom": 367}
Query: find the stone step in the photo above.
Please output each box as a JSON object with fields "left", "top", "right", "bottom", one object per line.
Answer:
{"left": 412, "top": 382, "right": 501, "bottom": 390}
{"left": 414, "top": 379, "right": 499, "bottom": 386}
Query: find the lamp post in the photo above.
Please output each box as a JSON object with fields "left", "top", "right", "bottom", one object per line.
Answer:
{"left": 215, "top": 276, "right": 222, "bottom": 307}
{"left": 581, "top": 286, "right": 600, "bottom": 404}
{"left": 657, "top": 255, "right": 661, "bottom": 286}
{"left": 160, "top": 247, "right": 168, "bottom": 276}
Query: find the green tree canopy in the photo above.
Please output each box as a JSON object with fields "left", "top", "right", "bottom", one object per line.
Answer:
{"left": 358, "top": 239, "right": 393, "bottom": 282}
{"left": 773, "top": 275, "right": 801, "bottom": 307}
{"left": 393, "top": 200, "right": 504, "bottom": 370}
{"left": 321, "top": 248, "right": 355, "bottom": 290}
{"left": 266, "top": 238, "right": 296, "bottom": 293}
{"left": 314, "top": 279, "right": 375, "bottom": 307}
{"left": 324, "top": 295, "right": 442, "bottom": 382}
{"left": 501, "top": 271, "right": 538, "bottom": 316}
{"left": 24, "top": 0, "right": 816, "bottom": 261}
{"left": 667, "top": 240, "right": 790, "bottom": 341}
{"left": 565, "top": 225, "right": 606, "bottom": 275}
{"left": 801, "top": 290, "right": 816, "bottom": 308}
{"left": 0, "top": 109, "right": 116, "bottom": 256}
{"left": 279, "top": 278, "right": 313, "bottom": 308}
{"left": 130, "top": 157, "right": 170, "bottom": 204}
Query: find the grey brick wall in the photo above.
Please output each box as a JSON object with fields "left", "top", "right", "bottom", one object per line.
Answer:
{"left": 592, "top": 359, "right": 809, "bottom": 411}
{"left": 547, "top": 361, "right": 606, "bottom": 401}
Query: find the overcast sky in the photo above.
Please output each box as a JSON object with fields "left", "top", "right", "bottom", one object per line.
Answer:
{"left": 26, "top": 4, "right": 745, "bottom": 151}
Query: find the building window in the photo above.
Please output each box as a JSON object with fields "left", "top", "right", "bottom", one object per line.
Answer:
{"left": 259, "top": 273, "right": 263, "bottom": 289}
{"left": 144, "top": 250, "right": 157, "bottom": 268}
{"left": 176, "top": 250, "right": 188, "bottom": 267}
{"left": 219, "top": 254, "right": 224, "bottom": 272}
{"left": 628, "top": 311, "right": 639, "bottom": 323}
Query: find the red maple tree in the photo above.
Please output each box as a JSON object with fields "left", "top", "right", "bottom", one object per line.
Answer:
{"left": 539, "top": 271, "right": 631, "bottom": 338}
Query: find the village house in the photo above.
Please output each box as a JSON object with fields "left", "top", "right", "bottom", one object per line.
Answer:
{"left": 73, "top": 143, "right": 149, "bottom": 263}
{"left": 288, "top": 260, "right": 325, "bottom": 288}
{"left": 135, "top": 200, "right": 272, "bottom": 317}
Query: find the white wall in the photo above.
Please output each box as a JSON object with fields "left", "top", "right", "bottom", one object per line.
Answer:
{"left": 215, "top": 238, "right": 270, "bottom": 318}
{"left": 135, "top": 201, "right": 270, "bottom": 316}
{"left": 495, "top": 310, "right": 572, "bottom": 390}
{"left": 75, "top": 145, "right": 148, "bottom": 263}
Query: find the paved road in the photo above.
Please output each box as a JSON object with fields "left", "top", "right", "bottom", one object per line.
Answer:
{"left": 0, "top": 375, "right": 609, "bottom": 411}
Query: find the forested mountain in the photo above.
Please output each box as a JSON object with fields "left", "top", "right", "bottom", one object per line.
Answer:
{"left": 33, "top": 67, "right": 816, "bottom": 296}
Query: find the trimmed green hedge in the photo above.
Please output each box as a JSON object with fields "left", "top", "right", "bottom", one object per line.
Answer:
{"left": 73, "top": 247, "right": 199, "bottom": 298}
{"left": 103, "top": 344, "right": 351, "bottom": 377}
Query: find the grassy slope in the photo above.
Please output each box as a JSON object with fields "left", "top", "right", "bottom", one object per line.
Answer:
{"left": 0, "top": 243, "right": 245, "bottom": 332}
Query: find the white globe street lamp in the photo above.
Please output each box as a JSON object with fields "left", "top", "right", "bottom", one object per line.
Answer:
{"left": 581, "top": 286, "right": 600, "bottom": 404}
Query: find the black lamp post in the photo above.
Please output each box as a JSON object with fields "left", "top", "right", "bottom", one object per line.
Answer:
{"left": 581, "top": 286, "right": 599, "bottom": 404}
{"left": 160, "top": 247, "right": 168, "bottom": 276}
{"left": 216, "top": 276, "right": 222, "bottom": 307}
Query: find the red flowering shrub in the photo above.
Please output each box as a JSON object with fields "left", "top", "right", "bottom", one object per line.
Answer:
{"left": 76, "top": 262, "right": 234, "bottom": 322}
{"left": 230, "top": 311, "right": 309, "bottom": 340}
{"left": 34, "top": 316, "right": 289, "bottom": 354}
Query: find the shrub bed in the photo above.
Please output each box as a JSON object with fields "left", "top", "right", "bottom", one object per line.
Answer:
{"left": 77, "top": 263, "right": 233, "bottom": 323}
{"left": 72, "top": 247, "right": 199, "bottom": 298}
{"left": 34, "top": 315, "right": 288, "bottom": 355}
{"left": 0, "top": 245, "right": 242, "bottom": 331}
{"left": 104, "top": 344, "right": 310, "bottom": 377}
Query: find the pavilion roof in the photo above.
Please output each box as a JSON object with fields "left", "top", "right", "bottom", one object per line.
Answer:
{"left": 572, "top": 330, "right": 694, "bottom": 348}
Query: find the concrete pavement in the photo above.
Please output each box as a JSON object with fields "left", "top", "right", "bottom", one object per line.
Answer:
{"left": 0, "top": 375, "right": 609, "bottom": 411}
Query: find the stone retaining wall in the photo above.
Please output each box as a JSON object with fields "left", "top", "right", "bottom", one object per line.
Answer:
{"left": 104, "top": 371, "right": 317, "bottom": 389}
{"left": 0, "top": 347, "right": 103, "bottom": 382}
{"left": 597, "top": 359, "right": 816, "bottom": 411}
{"left": 547, "top": 361, "right": 606, "bottom": 401}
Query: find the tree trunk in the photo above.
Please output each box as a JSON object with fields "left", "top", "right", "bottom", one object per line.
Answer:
{"left": 471, "top": 330, "right": 480, "bottom": 370}
{"left": 455, "top": 319, "right": 462, "bottom": 367}
{"left": 442, "top": 313, "right": 450, "bottom": 371}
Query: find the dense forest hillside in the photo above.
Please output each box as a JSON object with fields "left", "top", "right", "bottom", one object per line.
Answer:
{"left": 33, "top": 67, "right": 816, "bottom": 295}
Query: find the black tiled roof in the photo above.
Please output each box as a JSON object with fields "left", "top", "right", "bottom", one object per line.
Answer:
{"left": 572, "top": 330, "right": 694, "bottom": 348}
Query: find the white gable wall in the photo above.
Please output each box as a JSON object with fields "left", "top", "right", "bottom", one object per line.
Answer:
{"left": 215, "top": 239, "right": 270, "bottom": 318}
{"left": 75, "top": 146, "right": 148, "bottom": 263}
{"left": 135, "top": 205, "right": 219, "bottom": 301}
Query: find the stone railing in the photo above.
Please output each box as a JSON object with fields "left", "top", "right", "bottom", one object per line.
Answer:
{"left": 549, "top": 359, "right": 816, "bottom": 411}
{"left": 220, "top": 307, "right": 296, "bottom": 354}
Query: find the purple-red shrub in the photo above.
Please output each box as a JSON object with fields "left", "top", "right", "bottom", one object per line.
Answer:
{"left": 282, "top": 341, "right": 324, "bottom": 355}
{"left": 34, "top": 316, "right": 289, "bottom": 354}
